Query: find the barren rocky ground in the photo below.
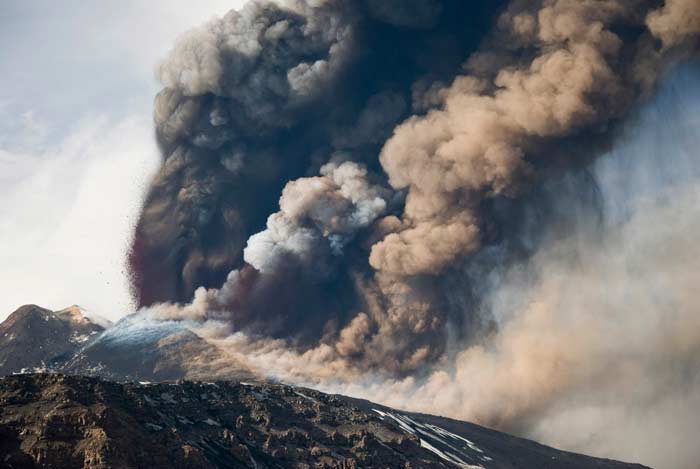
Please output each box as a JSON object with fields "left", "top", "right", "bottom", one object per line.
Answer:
{"left": 0, "top": 374, "right": 650, "bottom": 469}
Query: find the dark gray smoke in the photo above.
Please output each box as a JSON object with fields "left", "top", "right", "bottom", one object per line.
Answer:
{"left": 129, "top": 2, "right": 700, "bottom": 465}
{"left": 130, "top": 0, "right": 505, "bottom": 308}
{"left": 131, "top": 0, "right": 700, "bottom": 367}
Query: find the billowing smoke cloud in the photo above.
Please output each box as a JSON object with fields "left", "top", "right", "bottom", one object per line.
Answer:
{"left": 150, "top": 66, "right": 700, "bottom": 469}
{"left": 647, "top": 0, "right": 700, "bottom": 48}
{"left": 244, "top": 157, "right": 392, "bottom": 274}
{"left": 128, "top": 1, "right": 700, "bottom": 468}
{"left": 130, "top": 0, "right": 505, "bottom": 306}
{"left": 371, "top": 0, "right": 690, "bottom": 276}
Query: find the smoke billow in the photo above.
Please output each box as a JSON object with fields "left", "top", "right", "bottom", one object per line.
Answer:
{"left": 128, "top": 1, "right": 700, "bottom": 467}
{"left": 130, "top": 0, "right": 505, "bottom": 306}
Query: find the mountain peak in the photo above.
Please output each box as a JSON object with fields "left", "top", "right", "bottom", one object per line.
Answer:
{"left": 2, "top": 303, "right": 51, "bottom": 322}
{"left": 0, "top": 304, "right": 107, "bottom": 376}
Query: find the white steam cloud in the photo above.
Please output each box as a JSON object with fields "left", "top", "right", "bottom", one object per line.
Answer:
{"left": 245, "top": 158, "right": 391, "bottom": 273}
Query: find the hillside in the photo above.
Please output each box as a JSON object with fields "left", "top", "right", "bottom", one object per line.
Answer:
{"left": 0, "top": 305, "right": 106, "bottom": 375}
{"left": 0, "top": 374, "right": 650, "bottom": 469}
{"left": 0, "top": 305, "right": 254, "bottom": 382}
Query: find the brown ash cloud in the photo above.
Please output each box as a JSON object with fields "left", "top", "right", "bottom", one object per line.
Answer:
{"left": 127, "top": 2, "right": 700, "bottom": 466}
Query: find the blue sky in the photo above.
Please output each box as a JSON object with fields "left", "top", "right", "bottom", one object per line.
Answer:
{"left": 0, "top": 1, "right": 247, "bottom": 320}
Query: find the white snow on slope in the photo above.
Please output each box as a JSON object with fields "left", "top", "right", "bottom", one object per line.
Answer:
{"left": 372, "top": 409, "right": 491, "bottom": 468}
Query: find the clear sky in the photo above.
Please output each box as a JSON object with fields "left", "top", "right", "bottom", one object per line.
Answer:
{"left": 0, "top": 1, "right": 248, "bottom": 320}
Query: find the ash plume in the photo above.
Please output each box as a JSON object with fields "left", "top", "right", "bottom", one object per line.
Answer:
{"left": 127, "top": 1, "right": 700, "bottom": 467}
{"left": 130, "top": 0, "right": 505, "bottom": 306}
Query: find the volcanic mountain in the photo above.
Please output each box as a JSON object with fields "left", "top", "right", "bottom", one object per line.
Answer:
{"left": 0, "top": 373, "right": 650, "bottom": 469}
{"left": 0, "top": 304, "right": 255, "bottom": 382}
{"left": 0, "top": 305, "right": 654, "bottom": 468}
{"left": 0, "top": 305, "right": 108, "bottom": 375}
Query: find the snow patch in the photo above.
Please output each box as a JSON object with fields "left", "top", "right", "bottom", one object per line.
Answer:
{"left": 372, "top": 409, "right": 491, "bottom": 468}
{"left": 420, "top": 439, "right": 485, "bottom": 469}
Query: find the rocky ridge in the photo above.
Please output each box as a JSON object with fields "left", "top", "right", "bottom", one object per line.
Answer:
{"left": 0, "top": 374, "right": 650, "bottom": 469}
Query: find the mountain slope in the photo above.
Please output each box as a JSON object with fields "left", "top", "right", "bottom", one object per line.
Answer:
{"left": 0, "top": 374, "right": 650, "bottom": 469}
{"left": 0, "top": 305, "right": 255, "bottom": 382}
{"left": 60, "top": 313, "right": 256, "bottom": 382}
{"left": 0, "top": 305, "right": 105, "bottom": 375}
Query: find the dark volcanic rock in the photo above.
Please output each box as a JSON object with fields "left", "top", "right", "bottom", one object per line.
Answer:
{"left": 0, "top": 374, "right": 650, "bottom": 469}
{"left": 0, "top": 305, "right": 106, "bottom": 375}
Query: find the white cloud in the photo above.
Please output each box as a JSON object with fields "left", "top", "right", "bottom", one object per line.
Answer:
{"left": 0, "top": 1, "right": 249, "bottom": 319}
{"left": 0, "top": 113, "right": 159, "bottom": 320}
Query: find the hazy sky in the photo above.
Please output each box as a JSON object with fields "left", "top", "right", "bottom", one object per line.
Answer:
{"left": 0, "top": 1, "right": 247, "bottom": 320}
